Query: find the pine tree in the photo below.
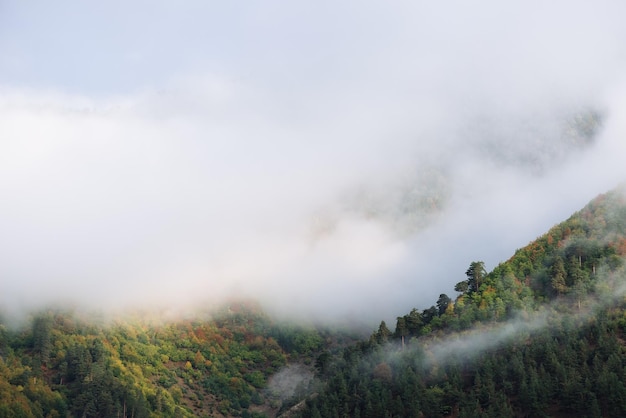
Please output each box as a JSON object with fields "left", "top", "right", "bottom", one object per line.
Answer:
{"left": 550, "top": 256, "right": 567, "bottom": 296}
{"left": 466, "top": 261, "right": 487, "bottom": 293}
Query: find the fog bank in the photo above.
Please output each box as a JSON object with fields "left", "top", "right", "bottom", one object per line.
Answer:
{"left": 2, "top": 1, "right": 626, "bottom": 323}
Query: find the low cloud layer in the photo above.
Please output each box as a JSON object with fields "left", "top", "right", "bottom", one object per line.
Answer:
{"left": 2, "top": 1, "right": 626, "bottom": 323}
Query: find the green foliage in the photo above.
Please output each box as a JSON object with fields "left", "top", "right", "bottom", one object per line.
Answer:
{"left": 302, "top": 302, "right": 626, "bottom": 417}
{"left": 299, "top": 186, "right": 626, "bottom": 417}
{"left": 466, "top": 261, "right": 487, "bottom": 293}
{"left": 0, "top": 302, "right": 288, "bottom": 417}
{"left": 3, "top": 187, "right": 626, "bottom": 417}
{"left": 270, "top": 324, "right": 323, "bottom": 356}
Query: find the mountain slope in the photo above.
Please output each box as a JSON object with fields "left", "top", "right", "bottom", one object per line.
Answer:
{"left": 1, "top": 186, "right": 626, "bottom": 417}
{"left": 297, "top": 185, "right": 626, "bottom": 417}
{"left": 0, "top": 302, "right": 341, "bottom": 418}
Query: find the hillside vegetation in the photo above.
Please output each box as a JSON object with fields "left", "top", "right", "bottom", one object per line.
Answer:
{"left": 0, "top": 302, "right": 336, "bottom": 418}
{"left": 2, "top": 186, "right": 626, "bottom": 417}
{"left": 298, "top": 186, "right": 626, "bottom": 417}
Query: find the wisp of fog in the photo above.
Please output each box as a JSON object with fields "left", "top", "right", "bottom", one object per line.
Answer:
{"left": 374, "top": 254, "right": 626, "bottom": 373}
{"left": 1, "top": 1, "right": 626, "bottom": 323}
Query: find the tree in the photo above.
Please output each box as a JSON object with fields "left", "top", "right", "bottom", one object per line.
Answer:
{"left": 466, "top": 261, "right": 487, "bottom": 293}
{"left": 437, "top": 294, "right": 452, "bottom": 316}
{"left": 567, "top": 255, "right": 589, "bottom": 285}
{"left": 551, "top": 256, "right": 567, "bottom": 296}
{"left": 454, "top": 281, "right": 469, "bottom": 293}
{"left": 572, "top": 280, "right": 588, "bottom": 311}
{"left": 394, "top": 317, "right": 408, "bottom": 339}
{"left": 405, "top": 308, "right": 423, "bottom": 336}
{"left": 372, "top": 363, "right": 392, "bottom": 383}
{"left": 32, "top": 314, "right": 53, "bottom": 366}
{"left": 421, "top": 306, "right": 438, "bottom": 325}
{"left": 373, "top": 321, "right": 392, "bottom": 344}
{"left": 315, "top": 352, "right": 332, "bottom": 376}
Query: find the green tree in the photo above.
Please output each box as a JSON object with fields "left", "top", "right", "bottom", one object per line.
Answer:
{"left": 373, "top": 321, "right": 392, "bottom": 344}
{"left": 454, "top": 280, "right": 469, "bottom": 293}
{"left": 405, "top": 308, "right": 423, "bottom": 336}
{"left": 394, "top": 316, "right": 408, "bottom": 339}
{"left": 437, "top": 294, "right": 452, "bottom": 316}
{"left": 466, "top": 261, "right": 487, "bottom": 293}
{"left": 551, "top": 256, "right": 567, "bottom": 296}
{"left": 32, "top": 314, "right": 53, "bottom": 366}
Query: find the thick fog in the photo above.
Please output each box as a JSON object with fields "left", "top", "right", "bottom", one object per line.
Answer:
{"left": 2, "top": 1, "right": 626, "bottom": 324}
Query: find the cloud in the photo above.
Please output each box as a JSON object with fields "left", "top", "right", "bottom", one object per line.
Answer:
{"left": 1, "top": 1, "right": 626, "bottom": 324}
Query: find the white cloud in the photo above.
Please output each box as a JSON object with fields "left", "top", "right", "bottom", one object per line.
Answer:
{"left": 1, "top": 1, "right": 626, "bottom": 323}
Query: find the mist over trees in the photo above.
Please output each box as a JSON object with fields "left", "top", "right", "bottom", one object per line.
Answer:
{"left": 296, "top": 186, "right": 626, "bottom": 417}
{"left": 2, "top": 186, "right": 626, "bottom": 417}
{"left": 0, "top": 302, "right": 349, "bottom": 417}
{"left": 3, "top": 2, "right": 626, "bottom": 417}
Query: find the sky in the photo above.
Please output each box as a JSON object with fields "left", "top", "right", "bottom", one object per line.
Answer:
{"left": 2, "top": 1, "right": 626, "bottom": 324}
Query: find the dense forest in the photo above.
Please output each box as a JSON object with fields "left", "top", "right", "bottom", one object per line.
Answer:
{"left": 2, "top": 186, "right": 626, "bottom": 417}
{"left": 0, "top": 303, "right": 339, "bottom": 417}
{"left": 298, "top": 186, "right": 626, "bottom": 417}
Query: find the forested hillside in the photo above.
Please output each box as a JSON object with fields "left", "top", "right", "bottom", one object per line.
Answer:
{"left": 298, "top": 186, "right": 626, "bottom": 417}
{"left": 2, "top": 187, "right": 626, "bottom": 418}
{"left": 0, "top": 302, "right": 337, "bottom": 418}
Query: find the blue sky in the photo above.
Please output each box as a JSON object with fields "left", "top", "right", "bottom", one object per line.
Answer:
{"left": 0, "top": 2, "right": 248, "bottom": 93}
{"left": 1, "top": 2, "right": 393, "bottom": 95}
{"left": 2, "top": 1, "right": 626, "bottom": 323}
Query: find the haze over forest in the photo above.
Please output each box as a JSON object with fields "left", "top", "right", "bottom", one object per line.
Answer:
{"left": 2, "top": 1, "right": 626, "bottom": 323}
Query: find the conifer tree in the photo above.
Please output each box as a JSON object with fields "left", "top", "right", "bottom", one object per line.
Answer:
{"left": 466, "top": 261, "right": 486, "bottom": 293}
